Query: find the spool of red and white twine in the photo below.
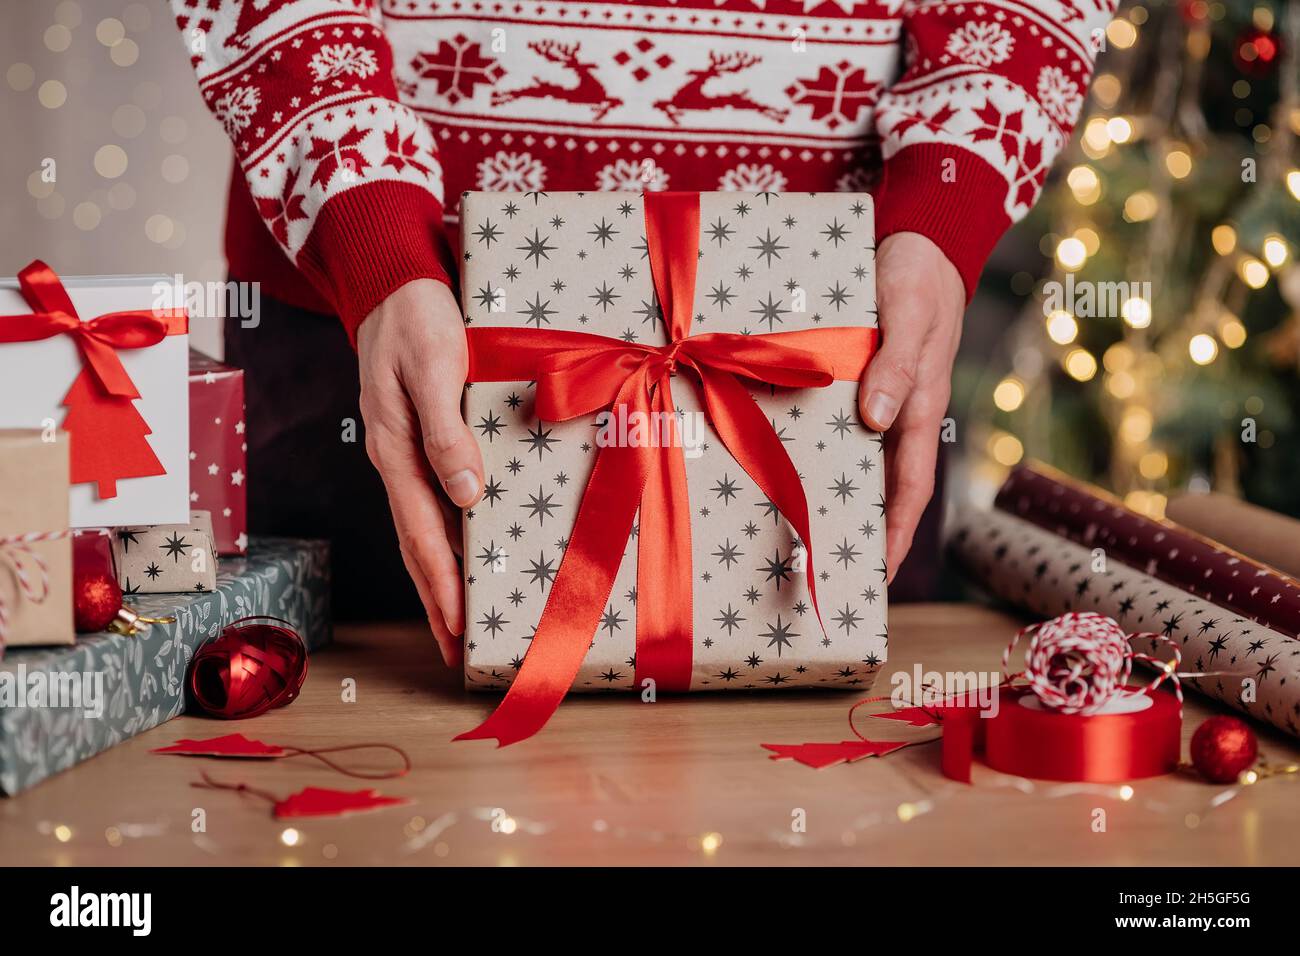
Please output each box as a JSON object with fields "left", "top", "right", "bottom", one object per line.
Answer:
{"left": 1002, "top": 611, "right": 1182, "bottom": 715}
{"left": 0, "top": 528, "right": 107, "bottom": 654}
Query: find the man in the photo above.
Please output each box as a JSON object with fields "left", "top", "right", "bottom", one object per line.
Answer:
{"left": 172, "top": 0, "right": 1115, "bottom": 664}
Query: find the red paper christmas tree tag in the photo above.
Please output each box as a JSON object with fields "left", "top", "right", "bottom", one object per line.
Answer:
{"left": 272, "top": 786, "right": 411, "bottom": 819}
{"left": 152, "top": 733, "right": 287, "bottom": 758}
{"left": 761, "top": 739, "right": 909, "bottom": 770}
{"left": 868, "top": 701, "right": 965, "bottom": 728}
{"left": 62, "top": 367, "right": 165, "bottom": 499}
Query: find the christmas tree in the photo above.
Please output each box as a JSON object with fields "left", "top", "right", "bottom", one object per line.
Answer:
{"left": 61, "top": 368, "right": 165, "bottom": 499}
{"left": 958, "top": 1, "right": 1300, "bottom": 518}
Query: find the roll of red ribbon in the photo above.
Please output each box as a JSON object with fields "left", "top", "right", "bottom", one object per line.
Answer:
{"left": 188, "top": 616, "right": 308, "bottom": 720}
{"left": 941, "top": 685, "right": 1181, "bottom": 783}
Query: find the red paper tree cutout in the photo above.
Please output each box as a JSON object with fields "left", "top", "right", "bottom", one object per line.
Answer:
{"left": 61, "top": 368, "right": 165, "bottom": 499}
{"left": 761, "top": 739, "right": 909, "bottom": 770}
{"left": 273, "top": 786, "right": 410, "bottom": 819}
{"left": 152, "top": 734, "right": 287, "bottom": 758}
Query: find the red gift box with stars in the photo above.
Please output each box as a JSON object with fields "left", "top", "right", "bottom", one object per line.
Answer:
{"left": 188, "top": 350, "right": 247, "bottom": 555}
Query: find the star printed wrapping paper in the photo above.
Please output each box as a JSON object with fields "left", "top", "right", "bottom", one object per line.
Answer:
{"left": 110, "top": 511, "right": 218, "bottom": 595}
{"left": 459, "top": 190, "right": 887, "bottom": 694}
{"left": 950, "top": 507, "right": 1300, "bottom": 740}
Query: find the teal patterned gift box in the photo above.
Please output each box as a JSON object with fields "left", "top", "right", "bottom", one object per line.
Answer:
{"left": 0, "top": 538, "right": 330, "bottom": 795}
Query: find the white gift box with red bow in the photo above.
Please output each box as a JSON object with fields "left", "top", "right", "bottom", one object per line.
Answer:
{"left": 0, "top": 269, "right": 190, "bottom": 527}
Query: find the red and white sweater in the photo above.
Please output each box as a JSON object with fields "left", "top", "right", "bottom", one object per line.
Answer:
{"left": 172, "top": 0, "right": 1117, "bottom": 342}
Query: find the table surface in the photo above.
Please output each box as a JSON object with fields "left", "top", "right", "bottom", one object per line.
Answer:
{"left": 3, "top": 603, "right": 1297, "bottom": 866}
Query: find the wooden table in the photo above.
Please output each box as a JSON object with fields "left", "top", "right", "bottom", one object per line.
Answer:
{"left": 3, "top": 603, "right": 1297, "bottom": 866}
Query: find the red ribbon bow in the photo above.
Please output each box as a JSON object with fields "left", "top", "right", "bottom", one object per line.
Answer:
{"left": 1, "top": 260, "right": 185, "bottom": 398}
{"left": 456, "top": 193, "right": 879, "bottom": 745}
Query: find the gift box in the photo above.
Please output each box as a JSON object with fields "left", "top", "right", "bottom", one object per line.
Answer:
{"left": 0, "top": 430, "right": 73, "bottom": 648}
{"left": 0, "top": 537, "right": 330, "bottom": 794}
{"left": 189, "top": 350, "right": 248, "bottom": 555}
{"left": 457, "top": 191, "right": 887, "bottom": 742}
{"left": 109, "top": 510, "right": 219, "bottom": 594}
{"left": 0, "top": 263, "right": 190, "bottom": 527}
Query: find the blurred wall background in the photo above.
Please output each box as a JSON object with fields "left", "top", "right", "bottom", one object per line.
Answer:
{"left": 2, "top": 0, "right": 229, "bottom": 356}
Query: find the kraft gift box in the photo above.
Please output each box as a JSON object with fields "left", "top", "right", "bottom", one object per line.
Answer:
{"left": 0, "top": 430, "right": 73, "bottom": 647}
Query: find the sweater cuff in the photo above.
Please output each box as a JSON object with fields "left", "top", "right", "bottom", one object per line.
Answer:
{"left": 295, "top": 180, "right": 455, "bottom": 346}
{"left": 874, "top": 142, "right": 1013, "bottom": 302}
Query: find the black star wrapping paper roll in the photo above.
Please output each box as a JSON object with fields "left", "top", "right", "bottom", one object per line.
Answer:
{"left": 996, "top": 463, "right": 1300, "bottom": 641}
{"left": 110, "top": 511, "right": 218, "bottom": 594}
{"left": 949, "top": 507, "right": 1300, "bottom": 739}
{"left": 458, "top": 191, "right": 887, "bottom": 693}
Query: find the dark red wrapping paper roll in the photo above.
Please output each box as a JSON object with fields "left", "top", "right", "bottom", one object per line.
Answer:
{"left": 941, "top": 685, "right": 1181, "bottom": 783}
{"left": 995, "top": 463, "right": 1300, "bottom": 642}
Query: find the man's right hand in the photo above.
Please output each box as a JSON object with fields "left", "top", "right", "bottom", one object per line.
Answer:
{"left": 357, "top": 278, "right": 482, "bottom": 668}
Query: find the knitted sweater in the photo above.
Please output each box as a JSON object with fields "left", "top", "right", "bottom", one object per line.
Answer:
{"left": 171, "top": 0, "right": 1117, "bottom": 341}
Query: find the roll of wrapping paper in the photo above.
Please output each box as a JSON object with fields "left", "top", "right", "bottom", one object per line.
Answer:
{"left": 949, "top": 507, "right": 1300, "bottom": 739}
{"left": 995, "top": 463, "right": 1300, "bottom": 641}
{"left": 1166, "top": 492, "right": 1300, "bottom": 581}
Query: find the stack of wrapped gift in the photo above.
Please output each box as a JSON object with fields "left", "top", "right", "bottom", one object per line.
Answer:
{"left": 457, "top": 191, "right": 887, "bottom": 744}
{"left": 0, "top": 264, "right": 328, "bottom": 794}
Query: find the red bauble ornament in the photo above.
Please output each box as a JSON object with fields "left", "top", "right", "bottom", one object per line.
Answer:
{"left": 73, "top": 569, "right": 123, "bottom": 632}
{"left": 188, "top": 616, "right": 308, "bottom": 719}
{"left": 1190, "top": 716, "right": 1258, "bottom": 783}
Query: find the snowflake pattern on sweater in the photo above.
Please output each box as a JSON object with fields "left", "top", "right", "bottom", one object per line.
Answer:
{"left": 171, "top": 0, "right": 1117, "bottom": 330}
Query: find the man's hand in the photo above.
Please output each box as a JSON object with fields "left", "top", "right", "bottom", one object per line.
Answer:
{"left": 859, "top": 232, "right": 965, "bottom": 583}
{"left": 357, "top": 279, "right": 482, "bottom": 667}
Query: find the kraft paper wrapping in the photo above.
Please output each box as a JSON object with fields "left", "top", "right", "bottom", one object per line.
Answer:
{"left": 459, "top": 191, "right": 887, "bottom": 693}
{"left": 0, "top": 430, "right": 73, "bottom": 647}
{"left": 1166, "top": 492, "right": 1300, "bottom": 581}
{"left": 950, "top": 507, "right": 1300, "bottom": 739}
{"left": 996, "top": 463, "right": 1300, "bottom": 641}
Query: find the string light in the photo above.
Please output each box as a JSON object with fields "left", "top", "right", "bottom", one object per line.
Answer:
{"left": 1165, "top": 148, "right": 1193, "bottom": 179}
{"left": 1261, "top": 235, "right": 1289, "bottom": 267}
{"left": 1092, "top": 73, "right": 1122, "bottom": 108}
{"left": 1106, "top": 370, "right": 1137, "bottom": 399}
{"left": 1219, "top": 316, "right": 1247, "bottom": 348}
{"left": 1055, "top": 236, "right": 1088, "bottom": 270}
{"left": 1067, "top": 165, "right": 1102, "bottom": 204}
{"left": 1188, "top": 333, "right": 1219, "bottom": 365}
{"left": 1139, "top": 450, "right": 1169, "bottom": 479}
{"left": 990, "top": 431, "right": 1025, "bottom": 466}
{"left": 1287, "top": 169, "right": 1300, "bottom": 201}
{"left": 1046, "top": 309, "right": 1079, "bottom": 344}
{"left": 1120, "top": 406, "right": 1153, "bottom": 444}
{"left": 1063, "top": 348, "right": 1098, "bottom": 382}
{"left": 993, "top": 377, "right": 1026, "bottom": 412}
{"left": 1103, "top": 342, "right": 1135, "bottom": 372}
{"left": 279, "top": 827, "right": 301, "bottom": 847}
{"left": 1123, "top": 190, "right": 1158, "bottom": 222}
{"left": 1106, "top": 18, "right": 1138, "bottom": 49}
{"left": 700, "top": 832, "right": 723, "bottom": 855}
{"left": 1106, "top": 116, "right": 1134, "bottom": 144}
{"left": 1238, "top": 257, "right": 1269, "bottom": 288}
{"left": 1082, "top": 117, "right": 1113, "bottom": 157}
{"left": 1121, "top": 296, "right": 1152, "bottom": 329}
{"left": 1211, "top": 224, "right": 1237, "bottom": 255}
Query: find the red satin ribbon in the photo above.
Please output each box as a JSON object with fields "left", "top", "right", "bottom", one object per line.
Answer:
{"left": 941, "top": 686, "right": 1181, "bottom": 783}
{"left": 0, "top": 260, "right": 187, "bottom": 399}
{"left": 456, "top": 192, "right": 879, "bottom": 746}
